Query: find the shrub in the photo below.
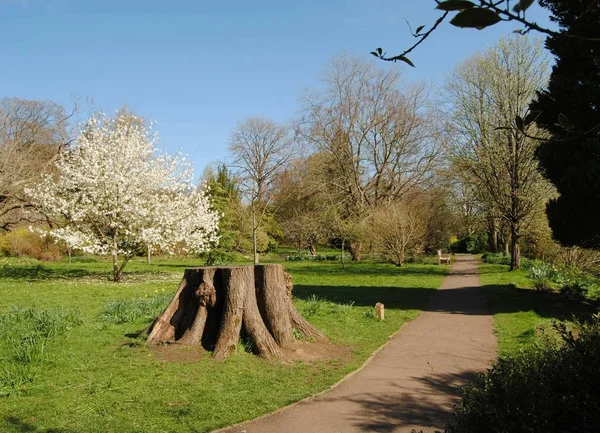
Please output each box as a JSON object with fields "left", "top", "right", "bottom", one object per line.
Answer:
{"left": 481, "top": 252, "right": 510, "bottom": 266}
{"left": 285, "top": 253, "right": 351, "bottom": 262}
{"left": 446, "top": 315, "right": 600, "bottom": 433}
{"left": 560, "top": 281, "right": 587, "bottom": 300}
{"left": 528, "top": 262, "right": 557, "bottom": 292}
{"left": 449, "top": 233, "right": 487, "bottom": 254}
{"left": 0, "top": 228, "right": 63, "bottom": 261}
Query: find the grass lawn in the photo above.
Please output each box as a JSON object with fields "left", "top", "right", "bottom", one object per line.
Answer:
{"left": 479, "top": 262, "right": 600, "bottom": 357}
{"left": 0, "top": 255, "right": 447, "bottom": 433}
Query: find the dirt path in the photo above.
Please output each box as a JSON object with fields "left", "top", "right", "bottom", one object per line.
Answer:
{"left": 216, "top": 255, "right": 497, "bottom": 433}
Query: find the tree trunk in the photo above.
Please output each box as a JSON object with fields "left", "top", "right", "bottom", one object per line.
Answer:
{"left": 510, "top": 224, "right": 521, "bottom": 271}
{"left": 349, "top": 240, "right": 363, "bottom": 262}
{"left": 147, "top": 264, "right": 325, "bottom": 360}
{"left": 147, "top": 245, "right": 152, "bottom": 264}
{"left": 112, "top": 250, "right": 119, "bottom": 282}
{"left": 255, "top": 264, "right": 294, "bottom": 348}
{"left": 487, "top": 218, "right": 498, "bottom": 253}
{"left": 252, "top": 207, "right": 259, "bottom": 265}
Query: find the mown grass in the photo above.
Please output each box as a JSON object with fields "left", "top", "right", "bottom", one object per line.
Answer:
{"left": 480, "top": 262, "right": 600, "bottom": 357}
{"left": 0, "top": 255, "right": 447, "bottom": 433}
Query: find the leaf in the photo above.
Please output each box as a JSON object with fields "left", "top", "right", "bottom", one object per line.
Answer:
{"left": 436, "top": 0, "right": 476, "bottom": 11}
{"left": 558, "top": 113, "right": 570, "bottom": 128}
{"left": 513, "top": 0, "right": 536, "bottom": 13}
{"left": 515, "top": 115, "right": 525, "bottom": 131}
{"left": 376, "top": 47, "right": 383, "bottom": 56}
{"left": 415, "top": 25, "right": 425, "bottom": 34}
{"left": 390, "top": 55, "right": 415, "bottom": 67}
{"left": 370, "top": 51, "right": 380, "bottom": 58}
{"left": 450, "top": 8, "right": 503, "bottom": 29}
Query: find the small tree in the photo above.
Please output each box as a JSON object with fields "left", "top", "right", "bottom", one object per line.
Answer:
{"left": 27, "top": 112, "right": 220, "bottom": 281}
{"left": 229, "top": 116, "right": 295, "bottom": 265}
{"left": 367, "top": 201, "right": 426, "bottom": 266}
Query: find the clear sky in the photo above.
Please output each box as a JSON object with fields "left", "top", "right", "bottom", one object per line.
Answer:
{"left": 1, "top": 0, "right": 553, "bottom": 178}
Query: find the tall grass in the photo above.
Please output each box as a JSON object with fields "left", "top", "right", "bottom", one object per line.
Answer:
{"left": 99, "top": 292, "right": 172, "bottom": 324}
{"left": 0, "top": 307, "right": 82, "bottom": 397}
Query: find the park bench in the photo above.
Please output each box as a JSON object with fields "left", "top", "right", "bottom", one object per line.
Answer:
{"left": 438, "top": 250, "right": 451, "bottom": 265}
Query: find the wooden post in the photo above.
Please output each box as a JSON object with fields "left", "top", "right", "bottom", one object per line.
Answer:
{"left": 376, "top": 302, "right": 385, "bottom": 320}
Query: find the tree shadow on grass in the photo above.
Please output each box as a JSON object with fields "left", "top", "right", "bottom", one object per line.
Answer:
{"left": 0, "top": 265, "right": 106, "bottom": 281}
{"left": 293, "top": 283, "right": 600, "bottom": 322}
{"left": 483, "top": 284, "right": 600, "bottom": 323}
{"left": 293, "top": 285, "right": 437, "bottom": 311}
{"left": 288, "top": 263, "right": 449, "bottom": 278}
{"left": 3, "top": 417, "right": 71, "bottom": 433}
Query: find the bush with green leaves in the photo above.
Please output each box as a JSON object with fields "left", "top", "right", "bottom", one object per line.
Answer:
{"left": 449, "top": 233, "right": 488, "bottom": 254}
{"left": 285, "top": 253, "right": 351, "bottom": 262}
{"left": 481, "top": 252, "right": 537, "bottom": 270}
{"left": 446, "top": 315, "right": 600, "bottom": 433}
{"left": 528, "top": 262, "right": 558, "bottom": 292}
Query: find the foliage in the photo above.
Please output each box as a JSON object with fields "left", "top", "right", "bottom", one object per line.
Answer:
{"left": 298, "top": 55, "right": 440, "bottom": 261}
{"left": 527, "top": 262, "right": 557, "bottom": 291}
{"left": 0, "top": 227, "right": 63, "bottom": 261}
{"left": 285, "top": 253, "right": 351, "bottom": 262}
{"left": 446, "top": 315, "right": 600, "bottom": 433}
{"left": 446, "top": 36, "right": 554, "bottom": 270}
{"left": 482, "top": 252, "right": 538, "bottom": 270}
{"left": 372, "top": 0, "right": 597, "bottom": 67}
{"left": 530, "top": 0, "right": 600, "bottom": 249}
{"left": 26, "top": 112, "right": 219, "bottom": 281}
{"left": 202, "top": 164, "right": 242, "bottom": 264}
{"left": 449, "top": 233, "right": 487, "bottom": 254}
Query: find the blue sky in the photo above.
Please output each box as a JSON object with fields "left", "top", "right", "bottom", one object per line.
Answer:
{"left": 1, "top": 0, "right": 553, "bottom": 178}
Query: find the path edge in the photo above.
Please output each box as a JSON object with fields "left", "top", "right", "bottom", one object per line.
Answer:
{"left": 210, "top": 271, "right": 450, "bottom": 433}
{"left": 210, "top": 318, "right": 416, "bottom": 433}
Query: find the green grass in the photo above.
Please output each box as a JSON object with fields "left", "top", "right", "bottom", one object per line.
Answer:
{"left": 480, "top": 262, "right": 600, "bottom": 357}
{"left": 0, "top": 255, "right": 447, "bottom": 433}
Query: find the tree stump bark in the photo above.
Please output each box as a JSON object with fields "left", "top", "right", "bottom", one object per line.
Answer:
{"left": 146, "top": 264, "right": 324, "bottom": 360}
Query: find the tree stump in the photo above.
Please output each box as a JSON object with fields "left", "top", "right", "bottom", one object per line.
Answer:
{"left": 146, "top": 264, "right": 325, "bottom": 360}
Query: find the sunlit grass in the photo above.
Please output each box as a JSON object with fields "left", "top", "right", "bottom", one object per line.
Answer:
{"left": 0, "top": 255, "right": 447, "bottom": 433}
{"left": 480, "top": 262, "right": 599, "bottom": 357}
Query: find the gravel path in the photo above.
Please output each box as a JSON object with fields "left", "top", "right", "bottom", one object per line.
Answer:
{"left": 216, "top": 254, "right": 497, "bottom": 433}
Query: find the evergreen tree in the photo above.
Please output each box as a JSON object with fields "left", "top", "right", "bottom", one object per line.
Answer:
{"left": 530, "top": 0, "right": 600, "bottom": 248}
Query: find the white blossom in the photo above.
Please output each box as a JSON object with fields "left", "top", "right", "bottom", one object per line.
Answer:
{"left": 26, "top": 112, "right": 220, "bottom": 280}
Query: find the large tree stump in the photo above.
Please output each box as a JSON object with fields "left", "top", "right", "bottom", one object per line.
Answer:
{"left": 146, "top": 264, "right": 325, "bottom": 360}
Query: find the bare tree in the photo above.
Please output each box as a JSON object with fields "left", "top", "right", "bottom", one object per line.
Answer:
{"left": 299, "top": 54, "right": 441, "bottom": 260}
{"left": 0, "top": 97, "right": 76, "bottom": 231}
{"left": 446, "top": 36, "right": 555, "bottom": 270}
{"left": 229, "top": 116, "right": 295, "bottom": 264}
{"left": 367, "top": 201, "right": 426, "bottom": 266}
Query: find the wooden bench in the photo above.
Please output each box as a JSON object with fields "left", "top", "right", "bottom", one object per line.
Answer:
{"left": 438, "top": 250, "right": 451, "bottom": 265}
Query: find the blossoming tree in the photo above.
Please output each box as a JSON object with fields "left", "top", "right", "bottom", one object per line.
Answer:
{"left": 27, "top": 112, "right": 220, "bottom": 281}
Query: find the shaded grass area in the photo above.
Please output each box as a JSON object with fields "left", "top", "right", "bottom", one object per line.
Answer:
{"left": 479, "top": 262, "right": 600, "bottom": 356}
{"left": 0, "top": 257, "right": 446, "bottom": 433}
